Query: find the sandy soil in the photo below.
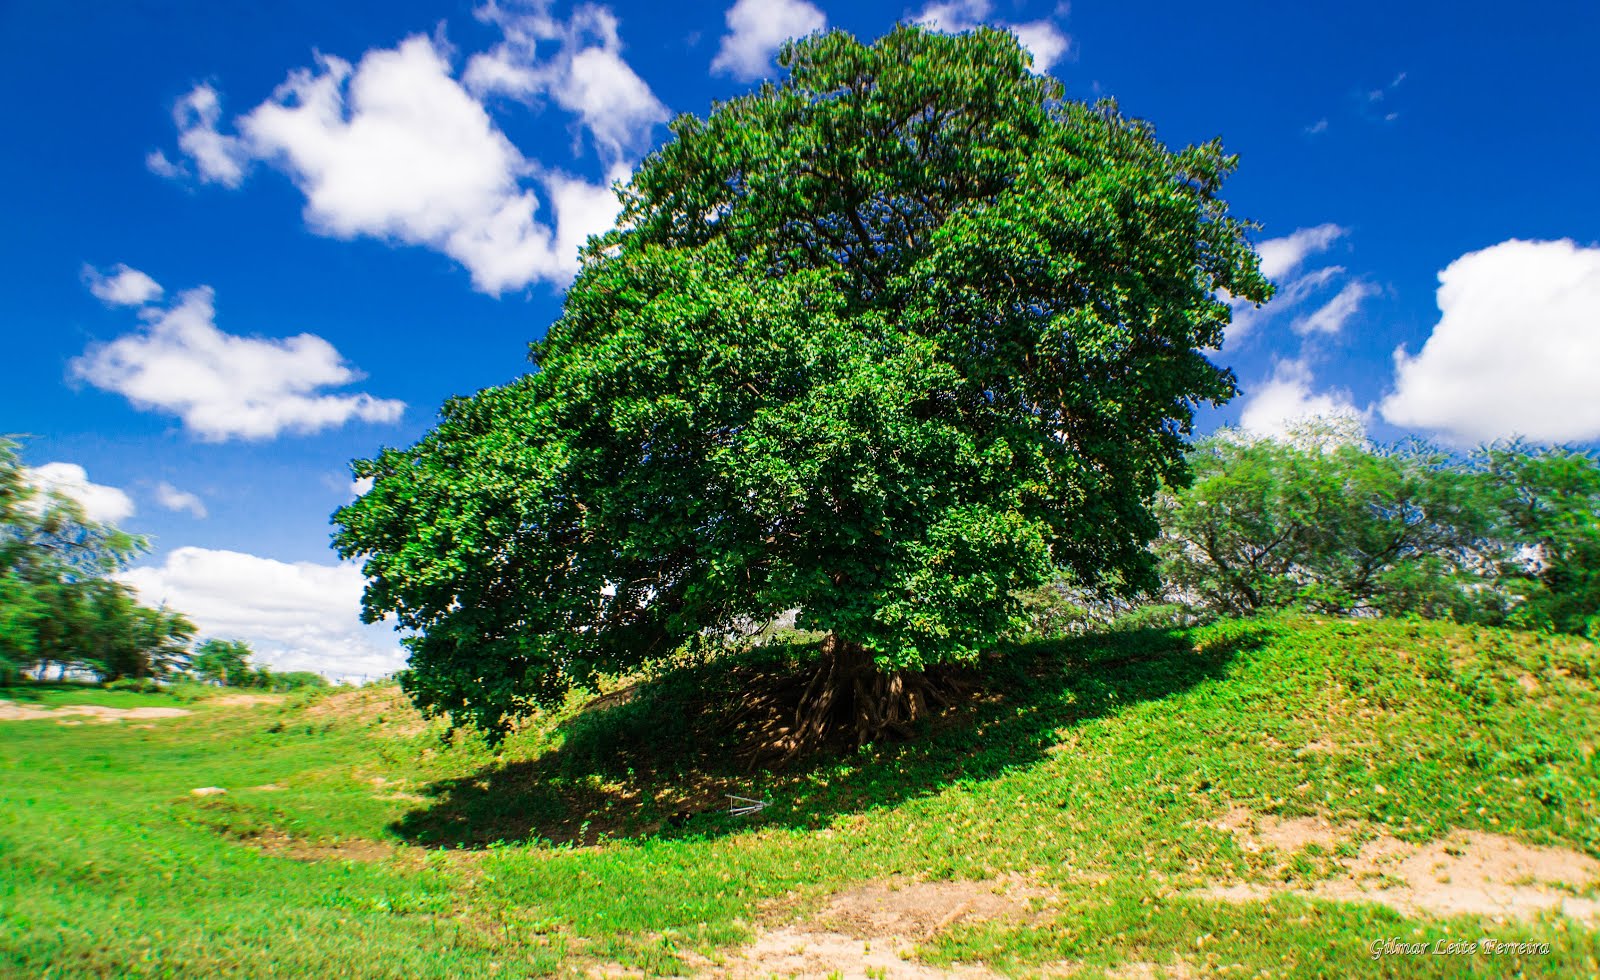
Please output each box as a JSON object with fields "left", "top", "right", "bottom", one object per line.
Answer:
{"left": 700, "top": 876, "right": 1064, "bottom": 979}
{"left": 1201, "top": 807, "right": 1600, "bottom": 922}
{"left": 209, "top": 694, "right": 284, "bottom": 707}
{"left": 0, "top": 700, "right": 189, "bottom": 723}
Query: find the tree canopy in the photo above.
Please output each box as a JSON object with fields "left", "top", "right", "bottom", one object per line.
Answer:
{"left": 334, "top": 25, "right": 1272, "bottom": 739}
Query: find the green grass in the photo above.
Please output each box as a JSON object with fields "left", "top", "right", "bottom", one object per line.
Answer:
{"left": 0, "top": 681, "right": 219, "bottom": 709}
{"left": 2, "top": 615, "right": 1598, "bottom": 977}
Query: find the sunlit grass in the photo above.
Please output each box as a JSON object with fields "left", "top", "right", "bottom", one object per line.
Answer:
{"left": 2, "top": 616, "right": 1597, "bottom": 976}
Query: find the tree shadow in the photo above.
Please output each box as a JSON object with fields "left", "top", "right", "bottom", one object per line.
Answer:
{"left": 389, "top": 622, "right": 1267, "bottom": 849}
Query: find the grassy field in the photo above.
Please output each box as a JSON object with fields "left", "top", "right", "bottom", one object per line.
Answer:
{"left": 2, "top": 615, "right": 1598, "bottom": 977}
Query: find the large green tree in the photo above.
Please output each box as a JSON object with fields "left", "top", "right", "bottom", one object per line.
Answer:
{"left": 334, "top": 26, "right": 1271, "bottom": 744}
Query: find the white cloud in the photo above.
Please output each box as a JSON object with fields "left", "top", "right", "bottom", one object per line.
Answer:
{"left": 466, "top": 1, "right": 669, "bottom": 164}
{"left": 1224, "top": 224, "right": 1351, "bottom": 345}
{"left": 119, "top": 547, "right": 406, "bottom": 681}
{"left": 911, "top": 0, "right": 1072, "bottom": 73}
{"left": 1225, "top": 267, "right": 1343, "bottom": 344}
{"left": 241, "top": 38, "right": 581, "bottom": 294}
{"left": 1293, "top": 279, "right": 1375, "bottom": 335}
{"left": 25, "top": 463, "right": 136, "bottom": 524}
{"left": 1006, "top": 20, "right": 1071, "bottom": 72}
{"left": 83, "top": 263, "right": 164, "bottom": 307}
{"left": 349, "top": 476, "right": 375, "bottom": 498}
{"left": 171, "top": 84, "right": 250, "bottom": 187}
{"left": 145, "top": 149, "right": 185, "bottom": 179}
{"left": 159, "top": 32, "right": 629, "bottom": 294}
{"left": 71, "top": 285, "right": 405, "bottom": 441}
{"left": 1257, "top": 223, "right": 1345, "bottom": 282}
{"left": 1381, "top": 238, "right": 1600, "bottom": 445}
{"left": 1240, "top": 359, "right": 1368, "bottom": 440}
{"left": 1305, "top": 118, "right": 1329, "bottom": 135}
{"left": 710, "top": 0, "right": 827, "bottom": 81}
{"left": 154, "top": 482, "right": 207, "bottom": 519}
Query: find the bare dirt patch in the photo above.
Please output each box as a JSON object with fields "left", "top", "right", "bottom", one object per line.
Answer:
{"left": 302, "top": 688, "right": 374, "bottom": 720}
{"left": 209, "top": 694, "right": 284, "bottom": 707}
{"left": 1202, "top": 809, "right": 1600, "bottom": 923}
{"left": 706, "top": 876, "right": 1056, "bottom": 979}
{"left": 1208, "top": 806, "right": 1343, "bottom": 854}
{"left": 239, "top": 827, "right": 397, "bottom": 864}
{"left": 0, "top": 700, "right": 189, "bottom": 723}
{"left": 1104, "top": 961, "right": 1195, "bottom": 979}
{"left": 1292, "top": 738, "right": 1344, "bottom": 758}
{"left": 302, "top": 686, "right": 430, "bottom": 735}
{"left": 817, "top": 876, "right": 1055, "bottom": 940}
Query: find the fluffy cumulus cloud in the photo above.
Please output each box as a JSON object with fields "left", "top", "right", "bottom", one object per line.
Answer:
{"left": 1381, "top": 239, "right": 1600, "bottom": 445}
{"left": 83, "top": 263, "right": 164, "bottom": 307}
{"left": 1240, "top": 359, "right": 1368, "bottom": 440}
{"left": 24, "top": 463, "right": 136, "bottom": 524}
{"left": 465, "top": 0, "right": 669, "bottom": 164}
{"left": 155, "top": 482, "right": 207, "bottom": 519}
{"left": 710, "top": 0, "right": 827, "bottom": 81}
{"left": 239, "top": 36, "right": 617, "bottom": 294}
{"left": 912, "top": 0, "right": 1072, "bottom": 73}
{"left": 71, "top": 285, "right": 404, "bottom": 441}
{"left": 153, "top": 5, "right": 664, "bottom": 294}
{"left": 119, "top": 548, "right": 406, "bottom": 681}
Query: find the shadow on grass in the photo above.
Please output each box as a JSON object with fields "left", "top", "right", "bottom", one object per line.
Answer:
{"left": 390, "top": 622, "right": 1268, "bottom": 850}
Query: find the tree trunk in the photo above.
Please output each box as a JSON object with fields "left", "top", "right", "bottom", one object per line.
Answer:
{"left": 781, "top": 633, "right": 950, "bottom": 762}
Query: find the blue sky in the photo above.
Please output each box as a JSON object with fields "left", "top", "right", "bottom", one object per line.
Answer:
{"left": 4, "top": 0, "right": 1597, "bottom": 677}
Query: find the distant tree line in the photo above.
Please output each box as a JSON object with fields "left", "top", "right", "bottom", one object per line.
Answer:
{"left": 1022, "top": 421, "right": 1600, "bottom": 640}
{"left": 1, "top": 439, "right": 327, "bottom": 690}
{"left": 188, "top": 638, "right": 327, "bottom": 691}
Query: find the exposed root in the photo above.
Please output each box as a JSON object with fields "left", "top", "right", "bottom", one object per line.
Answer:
{"left": 759, "top": 634, "right": 957, "bottom": 766}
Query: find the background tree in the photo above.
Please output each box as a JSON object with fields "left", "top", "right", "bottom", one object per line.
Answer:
{"left": 91, "top": 600, "right": 195, "bottom": 681}
{"left": 1482, "top": 444, "right": 1600, "bottom": 639}
{"left": 190, "top": 639, "right": 254, "bottom": 687}
{"left": 335, "top": 25, "right": 1271, "bottom": 745}
{"left": 1, "top": 437, "right": 193, "bottom": 681}
{"left": 1151, "top": 425, "right": 1600, "bottom": 628}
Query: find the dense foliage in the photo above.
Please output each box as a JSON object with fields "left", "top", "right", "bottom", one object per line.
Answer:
{"left": 1150, "top": 425, "right": 1600, "bottom": 638}
{"left": 0, "top": 439, "right": 195, "bottom": 681}
{"left": 1481, "top": 443, "right": 1600, "bottom": 637}
{"left": 334, "top": 25, "right": 1271, "bottom": 737}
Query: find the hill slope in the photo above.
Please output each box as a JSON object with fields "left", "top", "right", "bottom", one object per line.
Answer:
{"left": 1, "top": 616, "right": 1597, "bottom": 977}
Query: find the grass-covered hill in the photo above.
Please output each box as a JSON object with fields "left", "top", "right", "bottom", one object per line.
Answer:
{"left": 2, "top": 616, "right": 1598, "bottom": 977}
